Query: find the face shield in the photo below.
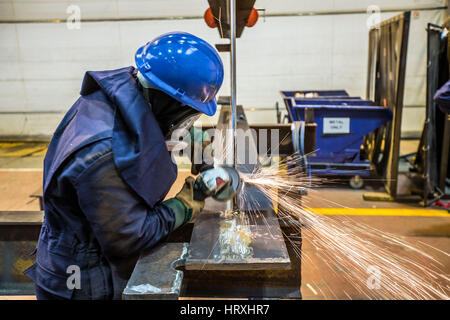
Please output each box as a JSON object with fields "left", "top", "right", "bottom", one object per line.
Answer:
{"left": 165, "top": 113, "right": 201, "bottom": 151}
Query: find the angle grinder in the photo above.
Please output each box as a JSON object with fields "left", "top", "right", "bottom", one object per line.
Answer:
{"left": 193, "top": 166, "right": 240, "bottom": 202}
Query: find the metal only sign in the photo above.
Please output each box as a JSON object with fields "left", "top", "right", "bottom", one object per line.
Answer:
{"left": 323, "top": 117, "right": 350, "bottom": 134}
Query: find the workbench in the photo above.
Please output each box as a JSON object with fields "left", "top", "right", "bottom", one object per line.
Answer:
{"left": 123, "top": 199, "right": 302, "bottom": 299}
{"left": 0, "top": 210, "right": 42, "bottom": 295}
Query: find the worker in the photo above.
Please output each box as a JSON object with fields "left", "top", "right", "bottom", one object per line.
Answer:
{"left": 434, "top": 80, "right": 450, "bottom": 187}
{"left": 435, "top": 79, "right": 450, "bottom": 114}
{"left": 23, "top": 32, "right": 224, "bottom": 300}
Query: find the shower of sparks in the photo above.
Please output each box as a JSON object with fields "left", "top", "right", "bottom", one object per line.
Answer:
{"left": 237, "top": 153, "right": 450, "bottom": 300}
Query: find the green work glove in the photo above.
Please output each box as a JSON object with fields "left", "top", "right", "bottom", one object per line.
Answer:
{"left": 190, "top": 127, "right": 214, "bottom": 175}
{"left": 163, "top": 176, "right": 205, "bottom": 229}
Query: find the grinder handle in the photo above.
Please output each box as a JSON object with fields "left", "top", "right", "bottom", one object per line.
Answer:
{"left": 193, "top": 177, "right": 209, "bottom": 202}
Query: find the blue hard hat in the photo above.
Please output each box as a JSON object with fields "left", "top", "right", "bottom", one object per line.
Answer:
{"left": 135, "top": 32, "right": 224, "bottom": 116}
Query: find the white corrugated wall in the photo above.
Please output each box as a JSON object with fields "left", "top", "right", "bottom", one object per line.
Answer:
{"left": 0, "top": 0, "right": 446, "bottom": 136}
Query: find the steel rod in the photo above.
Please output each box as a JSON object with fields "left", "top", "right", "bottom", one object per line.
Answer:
{"left": 229, "top": 0, "right": 239, "bottom": 214}
{"left": 230, "top": 0, "right": 237, "bottom": 168}
{"left": 0, "top": 6, "right": 445, "bottom": 24}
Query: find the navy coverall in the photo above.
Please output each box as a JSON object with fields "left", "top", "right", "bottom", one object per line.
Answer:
{"left": 24, "top": 67, "right": 179, "bottom": 299}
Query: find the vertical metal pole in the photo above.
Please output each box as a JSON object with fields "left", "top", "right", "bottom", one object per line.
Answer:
{"left": 229, "top": 0, "right": 239, "bottom": 214}
{"left": 230, "top": 0, "right": 237, "bottom": 169}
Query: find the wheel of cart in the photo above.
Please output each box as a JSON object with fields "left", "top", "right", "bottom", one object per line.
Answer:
{"left": 349, "top": 175, "right": 364, "bottom": 189}
{"left": 289, "top": 121, "right": 309, "bottom": 195}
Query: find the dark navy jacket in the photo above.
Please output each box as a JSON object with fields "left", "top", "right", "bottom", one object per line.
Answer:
{"left": 24, "top": 67, "right": 178, "bottom": 299}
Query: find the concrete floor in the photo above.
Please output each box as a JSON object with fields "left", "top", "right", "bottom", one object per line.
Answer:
{"left": 0, "top": 140, "right": 449, "bottom": 299}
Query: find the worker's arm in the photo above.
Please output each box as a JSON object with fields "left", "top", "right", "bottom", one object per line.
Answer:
{"left": 75, "top": 152, "right": 184, "bottom": 260}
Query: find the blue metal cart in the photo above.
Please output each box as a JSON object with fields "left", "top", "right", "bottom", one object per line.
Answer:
{"left": 281, "top": 90, "right": 393, "bottom": 188}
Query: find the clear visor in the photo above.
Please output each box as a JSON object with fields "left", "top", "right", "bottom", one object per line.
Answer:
{"left": 165, "top": 113, "right": 201, "bottom": 151}
{"left": 174, "top": 113, "right": 201, "bottom": 132}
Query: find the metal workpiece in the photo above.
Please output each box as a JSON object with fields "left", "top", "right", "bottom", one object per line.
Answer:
{"left": 185, "top": 209, "right": 290, "bottom": 271}
{"left": 181, "top": 230, "right": 302, "bottom": 299}
{"left": 122, "top": 242, "right": 189, "bottom": 300}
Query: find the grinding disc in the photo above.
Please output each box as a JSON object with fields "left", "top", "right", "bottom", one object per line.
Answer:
{"left": 214, "top": 166, "right": 240, "bottom": 201}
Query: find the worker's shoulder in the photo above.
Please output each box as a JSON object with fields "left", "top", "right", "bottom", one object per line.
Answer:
{"left": 62, "top": 138, "right": 114, "bottom": 182}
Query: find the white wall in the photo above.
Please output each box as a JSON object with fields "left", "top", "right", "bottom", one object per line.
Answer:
{"left": 0, "top": 0, "right": 446, "bottom": 136}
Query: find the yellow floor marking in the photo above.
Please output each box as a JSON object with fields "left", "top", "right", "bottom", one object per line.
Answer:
{"left": 0, "top": 145, "right": 47, "bottom": 157}
{"left": 31, "top": 148, "right": 48, "bottom": 156}
{"left": 0, "top": 142, "right": 25, "bottom": 148}
{"left": 0, "top": 168, "right": 43, "bottom": 172}
{"left": 310, "top": 208, "right": 449, "bottom": 217}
